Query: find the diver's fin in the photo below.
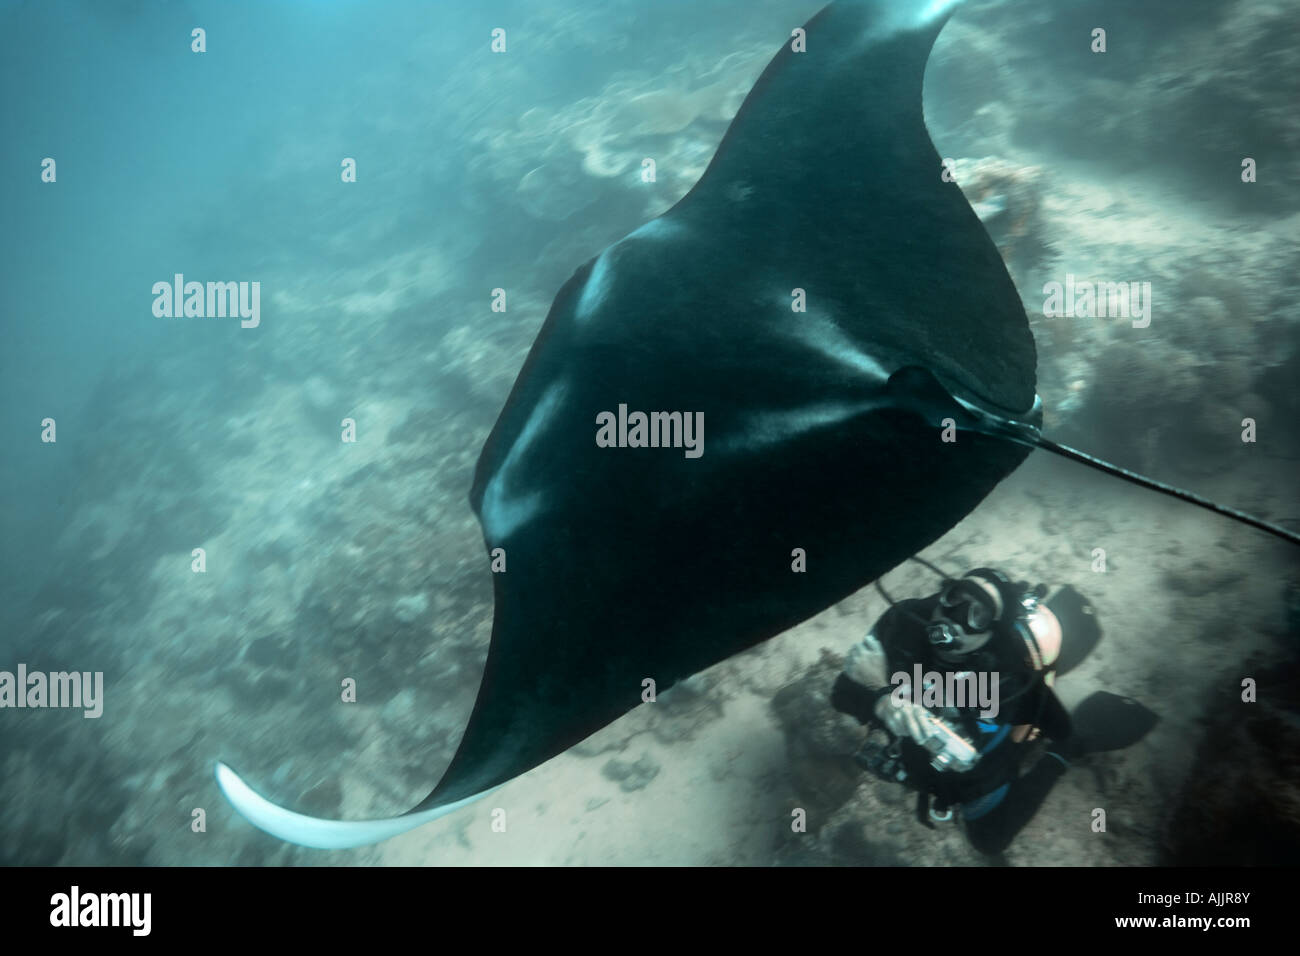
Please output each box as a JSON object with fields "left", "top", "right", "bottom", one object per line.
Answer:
{"left": 214, "top": 762, "right": 497, "bottom": 850}
{"left": 1069, "top": 692, "right": 1159, "bottom": 754}
{"left": 1045, "top": 585, "right": 1102, "bottom": 676}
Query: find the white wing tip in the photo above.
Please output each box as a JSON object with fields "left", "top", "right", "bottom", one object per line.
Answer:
{"left": 214, "top": 761, "right": 497, "bottom": 850}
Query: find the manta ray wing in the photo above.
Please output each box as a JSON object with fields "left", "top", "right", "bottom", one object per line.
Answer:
{"left": 218, "top": 0, "right": 1036, "bottom": 847}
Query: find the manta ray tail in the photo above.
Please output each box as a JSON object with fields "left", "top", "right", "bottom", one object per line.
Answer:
{"left": 214, "top": 762, "right": 497, "bottom": 850}
{"left": 1026, "top": 435, "right": 1300, "bottom": 547}
{"left": 889, "top": 366, "right": 1300, "bottom": 547}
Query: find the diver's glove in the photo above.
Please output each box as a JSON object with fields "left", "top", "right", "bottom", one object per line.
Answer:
{"left": 831, "top": 674, "right": 888, "bottom": 725}
{"left": 873, "top": 690, "right": 981, "bottom": 773}
{"left": 832, "top": 633, "right": 891, "bottom": 724}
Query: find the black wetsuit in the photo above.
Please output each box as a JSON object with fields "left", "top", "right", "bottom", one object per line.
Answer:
{"left": 832, "top": 595, "right": 1074, "bottom": 855}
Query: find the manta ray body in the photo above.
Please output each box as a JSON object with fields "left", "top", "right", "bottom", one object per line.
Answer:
{"left": 216, "top": 0, "right": 1296, "bottom": 848}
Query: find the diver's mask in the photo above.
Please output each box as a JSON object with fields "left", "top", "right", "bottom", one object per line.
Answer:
{"left": 926, "top": 578, "right": 999, "bottom": 657}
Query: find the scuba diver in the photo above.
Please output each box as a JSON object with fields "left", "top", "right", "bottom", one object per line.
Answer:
{"left": 831, "top": 559, "right": 1158, "bottom": 855}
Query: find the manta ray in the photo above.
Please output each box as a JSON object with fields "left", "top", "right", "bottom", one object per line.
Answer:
{"left": 216, "top": 0, "right": 1297, "bottom": 848}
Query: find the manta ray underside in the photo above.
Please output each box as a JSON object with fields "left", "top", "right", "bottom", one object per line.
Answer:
{"left": 217, "top": 0, "right": 1028, "bottom": 847}
{"left": 214, "top": 0, "right": 1296, "bottom": 849}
